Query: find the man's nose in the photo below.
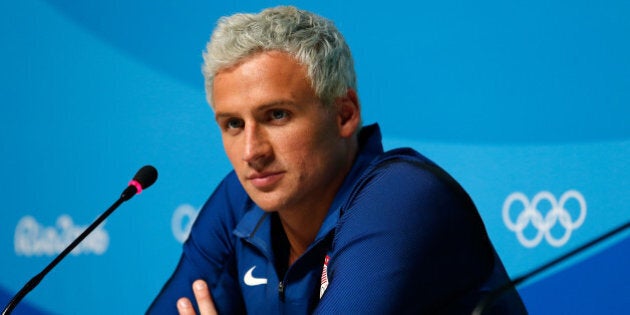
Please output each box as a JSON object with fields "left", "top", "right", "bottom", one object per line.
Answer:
{"left": 242, "top": 124, "right": 272, "bottom": 166}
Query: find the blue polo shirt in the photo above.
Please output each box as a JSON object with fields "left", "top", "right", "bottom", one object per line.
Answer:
{"left": 147, "top": 124, "right": 526, "bottom": 314}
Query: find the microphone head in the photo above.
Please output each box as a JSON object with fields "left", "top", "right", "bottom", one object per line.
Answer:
{"left": 121, "top": 165, "right": 158, "bottom": 201}
{"left": 133, "top": 165, "right": 158, "bottom": 190}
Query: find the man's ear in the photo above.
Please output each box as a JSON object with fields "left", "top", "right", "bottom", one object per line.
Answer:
{"left": 335, "top": 89, "right": 361, "bottom": 138}
{"left": 335, "top": 88, "right": 361, "bottom": 138}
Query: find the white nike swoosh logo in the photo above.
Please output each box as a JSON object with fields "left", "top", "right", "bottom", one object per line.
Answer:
{"left": 244, "top": 266, "right": 268, "bottom": 286}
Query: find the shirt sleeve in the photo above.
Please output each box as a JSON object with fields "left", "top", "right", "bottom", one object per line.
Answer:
{"left": 146, "top": 172, "right": 247, "bottom": 315}
{"left": 315, "top": 158, "right": 499, "bottom": 314}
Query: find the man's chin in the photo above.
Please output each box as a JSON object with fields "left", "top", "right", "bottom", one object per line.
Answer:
{"left": 248, "top": 192, "right": 285, "bottom": 212}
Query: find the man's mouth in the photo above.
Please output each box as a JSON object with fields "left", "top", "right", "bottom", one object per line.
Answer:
{"left": 247, "top": 171, "right": 285, "bottom": 190}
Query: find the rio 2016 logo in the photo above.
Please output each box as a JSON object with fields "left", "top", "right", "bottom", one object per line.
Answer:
{"left": 503, "top": 190, "right": 587, "bottom": 248}
{"left": 14, "top": 215, "right": 109, "bottom": 256}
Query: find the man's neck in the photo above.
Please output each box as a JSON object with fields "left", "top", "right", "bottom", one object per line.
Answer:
{"left": 277, "top": 204, "right": 329, "bottom": 265}
{"left": 278, "top": 136, "right": 360, "bottom": 265}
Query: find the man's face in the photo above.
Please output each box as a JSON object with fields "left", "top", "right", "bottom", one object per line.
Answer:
{"left": 212, "top": 51, "right": 357, "bottom": 213}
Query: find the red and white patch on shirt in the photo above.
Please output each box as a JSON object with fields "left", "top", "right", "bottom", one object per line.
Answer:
{"left": 320, "top": 255, "right": 330, "bottom": 298}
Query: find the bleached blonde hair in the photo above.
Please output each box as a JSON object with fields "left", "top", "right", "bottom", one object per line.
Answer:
{"left": 202, "top": 6, "right": 357, "bottom": 106}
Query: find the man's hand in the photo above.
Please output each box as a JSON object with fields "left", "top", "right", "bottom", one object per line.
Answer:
{"left": 177, "top": 279, "right": 217, "bottom": 315}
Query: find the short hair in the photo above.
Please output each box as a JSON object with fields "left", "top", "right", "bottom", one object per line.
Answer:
{"left": 202, "top": 6, "right": 357, "bottom": 106}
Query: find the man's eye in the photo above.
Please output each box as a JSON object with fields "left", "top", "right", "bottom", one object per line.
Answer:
{"left": 269, "top": 110, "right": 289, "bottom": 120}
{"left": 226, "top": 119, "right": 244, "bottom": 129}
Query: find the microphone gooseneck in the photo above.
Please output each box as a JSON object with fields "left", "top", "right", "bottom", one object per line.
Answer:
{"left": 2, "top": 165, "right": 158, "bottom": 315}
{"left": 472, "top": 220, "right": 630, "bottom": 315}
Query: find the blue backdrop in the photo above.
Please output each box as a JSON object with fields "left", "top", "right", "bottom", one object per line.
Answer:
{"left": 1, "top": 1, "right": 628, "bottom": 314}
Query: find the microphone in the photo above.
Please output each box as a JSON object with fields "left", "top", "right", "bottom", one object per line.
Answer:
{"left": 121, "top": 165, "right": 159, "bottom": 201}
{"left": 472, "top": 220, "right": 630, "bottom": 315}
{"left": 2, "top": 165, "right": 158, "bottom": 315}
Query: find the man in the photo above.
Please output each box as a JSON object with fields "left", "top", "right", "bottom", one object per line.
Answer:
{"left": 148, "top": 6, "right": 526, "bottom": 314}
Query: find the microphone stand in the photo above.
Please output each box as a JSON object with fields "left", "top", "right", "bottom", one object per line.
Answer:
{"left": 2, "top": 187, "right": 136, "bottom": 315}
{"left": 472, "top": 220, "right": 630, "bottom": 315}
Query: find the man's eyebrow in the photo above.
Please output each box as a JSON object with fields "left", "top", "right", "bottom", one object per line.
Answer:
{"left": 214, "top": 112, "right": 234, "bottom": 121}
{"left": 255, "top": 101, "right": 297, "bottom": 112}
{"left": 214, "top": 101, "right": 297, "bottom": 120}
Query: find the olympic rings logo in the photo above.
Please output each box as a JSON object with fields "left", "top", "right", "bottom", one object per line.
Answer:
{"left": 502, "top": 190, "right": 587, "bottom": 248}
{"left": 171, "top": 204, "right": 199, "bottom": 243}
